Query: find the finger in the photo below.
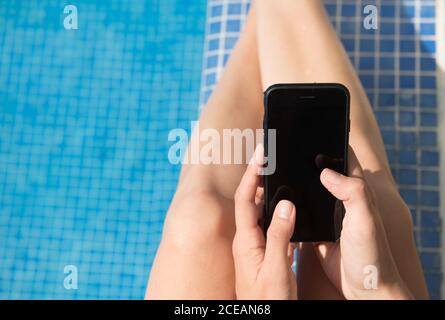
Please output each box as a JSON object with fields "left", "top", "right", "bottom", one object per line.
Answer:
{"left": 320, "top": 167, "right": 370, "bottom": 213}
{"left": 255, "top": 188, "right": 264, "bottom": 222}
{"left": 313, "top": 241, "right": 336, "bottom": 261}
{"left": 264, "top": 200, "right": 296, "bottom": 264}
{"left": 233, "top": 145, "right": 266, "bottom": 266}
{"left": 234, "top": 144, "right": 264, "bottom": 231}
{"left": 254, "top": 188, "right": 264, "bottom": 226}
{"left": 312, "top": 241, "right": 342, "bottom": 289}
{"left": 255, "top": 187, "right": 264, "bottom": 204}
{"left": 318, "top": 145, "right": 365, "bottom": 201}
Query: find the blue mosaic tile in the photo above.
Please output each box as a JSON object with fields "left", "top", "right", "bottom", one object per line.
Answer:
{"left": 420, "top": 94, "right": 437, "bottom": 108}
{"left": 399, "top": 150, "right": 417, "bottom": 165}
{"left": 399, "top": 131, "right": 417, "bottom": 147}
{"left": 421, "top": 190, "right": 440, "bottom": 207}
{"left": 425, "top": 273, "right": 442, "bottom": 300}
{"left": 379, "top": 93, "right": 396, "bottom": 107}
{"left": 380, "top": 39, "right": 396, "bottom": 52}
{"left": 381, "top": 5, "right": 396, "bottom": 17}
{"left": 420, "top": 112, "right": 437, "bottom": 126}
{"left": 211, "top": 5, "right": 223, "bottom": 17}
{"left": 341, "top": 4, "right": 356, "bottom": 17}
{"left": 421, "top": 252, "right": 441, "bottom": 270}
{"left": 420, "top": 131, "right": 437, "bottom": 146}
{"left": 399, "top": 93, "right": 417, "bottom": 107}
{"left": 380, "top": 57, "right": 395, "bottom": 70}
{"left": 421, "top": 231, "right": 441, "bottom": 248}
{"left": 382, "top": 130, "right": 396, "bottom": 146}
{"left": 210, "top": 22, "right": 221, "bottom": 34}
{"left": 402, "top": 6, "right": 415, "bottom": 18}
{"left": 400, "top": 57, "right": 416, "bottom": 71}
{"left": 399, "top": 111, "right": 416, "bottom": 126}
{"left": 421, "top": 170, "right": 439, "bottom": 186}
{"left": 0, "top": 0, "right": 206, "bottom": 299}
{"left": 359, "top": 57, "right": 375, "bottom": 70}
{"left": 421, "top": 151, "right": 439, "bottom": 166}
{"left": 421, "top": 57, "right": 436, "bottom": 71}
{"left": 420, "top": 5, "right": 435, "bottom": 18}
{"left": 421, "top": 40, "right": 436, "bottom": 53}
{"left": 360, "top": 39, "right": 375, "bottom": 52}
{"left": 399, "top": 169, "right": 417, "bottom": 185}
{"left": 376, "top": 111, "right": 395, "bottom": 127}
{"left": 226, "top": 19, "right": 241, "bottom": 32}
{"left": 400, "top": 75, "right": 416, "bottom": 89}
{"left": 421, "top": 210, "right": 441, "bottom": 228}
{"left": 228, "top": 3, "right": 242, "bottom": 15}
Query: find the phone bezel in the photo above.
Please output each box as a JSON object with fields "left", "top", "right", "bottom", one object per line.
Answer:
{"left": 263, "top": 83, "right": 351, "bottom": 242}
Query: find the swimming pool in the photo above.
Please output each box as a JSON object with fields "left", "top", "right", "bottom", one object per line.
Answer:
{"left": 0, "top": 0, "right": 206, "bottom": 299}
{"left": 0, "top": 0, "right": 443, "bottom": 299}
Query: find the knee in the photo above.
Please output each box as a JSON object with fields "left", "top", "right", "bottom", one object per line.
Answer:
{"left": 161, "top": 188, "right": 235, "bottom": 254}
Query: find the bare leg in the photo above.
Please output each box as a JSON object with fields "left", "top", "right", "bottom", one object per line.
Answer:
{"left": 146, "top": 6, "right": 263, "bottom": 299}
{"left": 255, "top": 0, "right": 428, "bottom": 299}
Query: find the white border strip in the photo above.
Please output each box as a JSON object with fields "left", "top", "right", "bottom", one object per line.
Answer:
{"left": 436, "top": 0, "right": 445, "bottom": 299}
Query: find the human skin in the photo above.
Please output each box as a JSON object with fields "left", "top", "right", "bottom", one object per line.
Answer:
{"left": 232, "top": 145, "right": 413, "bottom": 300}
{"left": 146, "top": 0, "right": 428, "bottom": 299}
{"left": 254, "top": 0, "right": 427, "bottom": 299}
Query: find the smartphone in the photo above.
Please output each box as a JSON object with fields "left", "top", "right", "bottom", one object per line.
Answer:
{"left": 263, "top": 83, "right": 350, "bottom": 242}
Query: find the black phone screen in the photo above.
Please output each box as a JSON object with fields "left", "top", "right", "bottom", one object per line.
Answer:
{"left": 264, "top": 84, "right": 350, "bottom": 242}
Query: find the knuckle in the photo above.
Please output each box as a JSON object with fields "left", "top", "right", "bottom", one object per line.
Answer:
{"left": 351, "top": 178, "right": 367, "bottom": 195}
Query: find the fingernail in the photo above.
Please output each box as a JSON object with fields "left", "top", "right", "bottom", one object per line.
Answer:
{"left": 324, "top": 169, "right": 343, "bottom": 185}
{"left": 254, "top": 143, "right": 264, "bottom": 165}
{"left": 249, "top": 144, "right": 263, "bottom": 166}
{"left": 251, "top": 144, "right": 265, "bottom": 175}
{"left": 277, "top": 201, "right": 293, "bottom": 220}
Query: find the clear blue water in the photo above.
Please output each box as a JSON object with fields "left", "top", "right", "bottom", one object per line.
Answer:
{"left": 0, "top": 0, "right": 206, "bottom": 299}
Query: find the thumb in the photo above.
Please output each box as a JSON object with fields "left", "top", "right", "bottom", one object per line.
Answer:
{"left": 264, "top": 200, "right": 296, "bottom": 265}
{"left": 320, "top": 168, "right": 369, "bottom": 211}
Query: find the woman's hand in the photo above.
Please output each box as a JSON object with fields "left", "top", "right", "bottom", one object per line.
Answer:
{"left": 315, "top": 147, "right": 413, "bottom": 300}
{"left": 233, "top": 144, "right": 297, "bottom": 300}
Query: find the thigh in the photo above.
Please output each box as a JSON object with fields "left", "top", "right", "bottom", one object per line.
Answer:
{"left": 365, "top": 172, "right": 429, "bottom": 299}
{"left": 178, "top": 5, "right": 263, "bottom": 200}
{"left": 146, "top": 6, "right": 263, "bottom": 299}
{"left": 254, "top": 0, "right": 427, "bottom": 299}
